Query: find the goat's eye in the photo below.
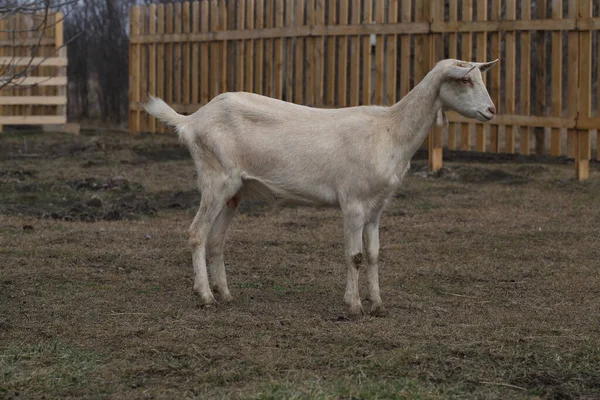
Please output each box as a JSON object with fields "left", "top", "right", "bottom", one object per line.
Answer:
{"left": 461, "top": 77, "right": 471, "bottom": 84}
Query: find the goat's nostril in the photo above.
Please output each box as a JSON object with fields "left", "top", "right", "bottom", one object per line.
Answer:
{"left": 488, "top": 106, "right": 496, "bottom": 115}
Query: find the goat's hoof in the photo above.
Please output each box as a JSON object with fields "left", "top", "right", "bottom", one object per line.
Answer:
{"left": 199, "top": 297, "right": 216, "bottom": 307}
{"left": 219, "top": 292, "right": 233, "bottom": 303}
{"left": 194, "top": 289, "right": 217, "bottom": 306}
{"left": 346, "top": 304, "right": 364, "bottom": 318}
{"left": 369, "top": 304, "right": 388, "bottom": 317}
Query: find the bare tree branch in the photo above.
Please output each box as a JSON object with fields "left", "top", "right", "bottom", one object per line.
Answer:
{"left": 0, "top": 0, "right": 78, "bottom": 91}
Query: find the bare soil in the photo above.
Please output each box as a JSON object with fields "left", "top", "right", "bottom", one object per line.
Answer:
{"left": 1, "top": 130, "right": 599, "bottom": 399}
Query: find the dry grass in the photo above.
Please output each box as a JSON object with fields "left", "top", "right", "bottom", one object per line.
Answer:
{"left": 1, "top": 130, "right": 600, "bottom": 399}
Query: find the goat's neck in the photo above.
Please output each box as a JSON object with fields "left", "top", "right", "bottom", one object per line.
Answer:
{"left": 388, "top": 71, "right": 443, "bottom": 160}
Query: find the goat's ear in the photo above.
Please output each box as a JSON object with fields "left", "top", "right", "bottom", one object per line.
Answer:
{"left": 436, "top": 108, "right": 448, "bottom": 127}
{"left": 446, "top": 64, "right": 476, "bottom": 80}
{"left": 475, "top": 59, "right": 499, "bottom": 73}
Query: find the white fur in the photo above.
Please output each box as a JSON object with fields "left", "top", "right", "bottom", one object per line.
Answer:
{"left": 143, "top": 58, "right": 498, "bottom": 316}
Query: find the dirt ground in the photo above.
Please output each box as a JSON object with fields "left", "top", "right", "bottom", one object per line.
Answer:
{"left": 1, "top": 129, "right": 600, "bottom": 399}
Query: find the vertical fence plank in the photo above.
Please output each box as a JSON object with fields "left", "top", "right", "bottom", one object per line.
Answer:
{"left": 129, "top": 6, "right": 140, "bottom": 134}
{"left": 294, "top": 0, "right": 304, "bottom": 104}
{"left": 326, "top": 0, "right": 337, "bottom": 105}
{"left": 489, "top": 0, "right": 501, "bottom": 152}
{"left": 350, "top": 0, "right": 360, "bottom": 106}
{"left": 338, "top": 0, "right": 348, "bottom": 106}
{"left": 550, "top": 0, "right": 562, "bottom": 156}
{"left": 165, "top": 3, "right": 174, "bottom": 108}
{"left": 264, "top": 0, "right": 274, "bottom": 97}
{"left": 566, "top": 0, "right": 577, "bottom": 158}
{"left": 385, "top": 0, "right": 397, "bottom": 105}
{"left": 429, "top": 1, "right": 443, "bottom": 172}
{"left": 236, "top": 0, "right": 246, "bottom": 92}
{"left": 227, "top": 0, "right": 236, "bottom": 91}
{"left": 285, "top": 0, "right": 294, "bottom": 101}
{"left": 461, "top": 0, "right": 473, "bottom": 151}
{"left": 362, "top": 0, "right": 372, "bottom": 105}
{"left": 413, "top": 0, "right": 426, "bottom": 84}
{"left": 520, "top": 0, "right": 531, "bottom": 154}
{"left": 576, "top": 0, "right": 592, "bottom": 180}
{"left": 255, "top": 0, "right": 264, "bottom": 95}
{"left": 210, "top": 0, "right": 219, "bottom": 98}
{"left": 148, "top": 4, "right": 157, "bottom": 131}
{"left": 274, "top": 0, "right": 284, "bottom": 99}
{"left": 200, "top": 0, "right": 210, "bottom": 102}
{"left": 414, "top": 0, "right": 428, "bottom": 150}
{"left": 315, "top": 0, "right": 325, "bottom": 105}
{"left": 191, "top": 2, "right": 200, "bottom": 107}
{"left": 156, "top": 4, "right": 165, "bottom": 132}
{"left": 374, "top": 0, "right": 384, "bottom": 105}
{"left": 306, "top": 0, "right": 315, "bottom": 104}
{"left": 399, "top": 0, "right": 411, "bottom": 99}
{"left": 220, "top": 0, "right": 228, "bottom": 93}
{"left": 533, "top": 1, "right": 547, "bottom": 155}
{"left": 447, "top": 0, "right": 457, "bottom": 149}
{"left": 504, "top": 1, "right": 516, "bottom": 153}
{"left": 174, "top": 3, "right": 182, "bottom": 109}
{"left": 139, "top": 6, "right": 148, "bottom": 132}
{"left": 475, "top": 0, "right": 487, "bottom": 152}
{"left": 183, "top": 2, "right": 191, "bottom": 110}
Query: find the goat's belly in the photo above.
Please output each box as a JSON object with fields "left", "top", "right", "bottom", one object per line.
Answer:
{"left": 240, "top": 177, "right": 338, "bottom": 207}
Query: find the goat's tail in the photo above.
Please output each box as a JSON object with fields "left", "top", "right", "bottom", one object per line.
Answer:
{"left": 142, "top": 95, "right": 188, "bottom": 133}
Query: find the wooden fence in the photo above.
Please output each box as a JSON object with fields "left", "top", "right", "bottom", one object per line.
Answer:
{"left": 0, "top": 12, "right": 67, "bottom": 131}
{"left": 129, "top": 0, "right": 600, "bottom": 180}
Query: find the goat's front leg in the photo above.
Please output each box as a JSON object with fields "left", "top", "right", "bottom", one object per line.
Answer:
{"left": 363, "top": 215, "right": 387, "bottom": 316}
{"left": 342, "top": 205, "right": 365, "bottom": 317}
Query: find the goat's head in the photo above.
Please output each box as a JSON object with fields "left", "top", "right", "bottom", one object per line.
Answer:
{"left": 437, "top": 59, "right": 498, "bottom": 123}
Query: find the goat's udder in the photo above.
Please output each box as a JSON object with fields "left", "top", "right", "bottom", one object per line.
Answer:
{"left": 226, "top": 194, "right": 240, "bottom": 209}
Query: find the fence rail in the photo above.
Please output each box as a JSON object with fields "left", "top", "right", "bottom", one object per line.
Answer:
{"left": 130, "top": 0, "right": 600, "bottom": 180}
{"left": 0, "top": 12, "right": 68, "bottom": 131}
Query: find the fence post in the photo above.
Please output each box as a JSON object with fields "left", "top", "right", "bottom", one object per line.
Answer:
{"left": 428, "top": 0, "right": 443, "bottom": 172}
{"left": 576, "top": 0, "right": 591, "bottom": 181}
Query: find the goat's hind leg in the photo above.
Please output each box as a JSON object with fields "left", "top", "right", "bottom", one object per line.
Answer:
{"left": 189, "top": 184, "right": 238, "bottom": 306}
{"left": 363, "top": 215, "right": 387, "bottom": 317}
{"left": 207, "top": 193, "right": 240, "bottom": 302}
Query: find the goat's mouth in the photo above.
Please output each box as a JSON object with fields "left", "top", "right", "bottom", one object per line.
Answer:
{"left": 476, "top": 110, "right": 494, "bottom": 122}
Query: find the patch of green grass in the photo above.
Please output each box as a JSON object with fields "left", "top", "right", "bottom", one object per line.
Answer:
{"left": 0, "top": 339, "right": 104, "bottom": 398}
{"left": 249, "top": 377, "right": 442, "bottom": 400}
{"left": 239, "top": 282, "right": 262, "bottom": 289}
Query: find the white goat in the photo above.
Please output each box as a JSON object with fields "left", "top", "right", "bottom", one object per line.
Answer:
{"left": 144, "top": 58, "right": 498, "bottom": 317}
